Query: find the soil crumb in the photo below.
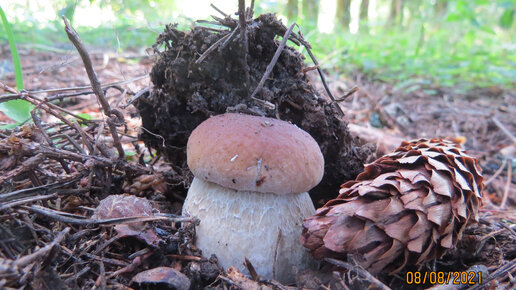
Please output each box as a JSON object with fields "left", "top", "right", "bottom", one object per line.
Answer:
{"left": 135, "top": 13, "right": 374, "bottom": 202}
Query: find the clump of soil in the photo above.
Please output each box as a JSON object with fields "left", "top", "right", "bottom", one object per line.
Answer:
{"left": 135, "top": 12, "right": 374, "bottom": 201}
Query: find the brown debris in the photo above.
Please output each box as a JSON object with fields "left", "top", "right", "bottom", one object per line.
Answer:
{"left": 92, "top": 194, "right": 163, "bottom": 247}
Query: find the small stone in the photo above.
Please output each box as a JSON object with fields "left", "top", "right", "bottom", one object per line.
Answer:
{"left": 131, "top": 267, "right": 190, "bottom": 290}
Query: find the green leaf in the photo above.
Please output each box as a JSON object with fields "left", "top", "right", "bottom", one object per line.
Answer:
{"left": 470, "top": 17, "right": 481, "bottom": 27}
{"left": 498, "top": 1, "right": 516, "bottom": 9}
{"left": 446, "top": 13, "right": 462, "bottom": 22}
{"left": 77, "top": 113, "right": 93, "bottom": 120}
{"left": 0, "top": 123, "right": 17, "bottom": 130}
{"left": 0, "top": 5, "right": 32, "bottom": 123}
{"left": 0, "top": 6, "right": 23, "bottom": 91}
{"left": 500, "top": 9, "right": 515, "bottom": 28}
{"left": 463, "top": 30, "right": 476, "bottom": 46}
{"left": 58, "top": 3, "right": 77, "bottom": 23}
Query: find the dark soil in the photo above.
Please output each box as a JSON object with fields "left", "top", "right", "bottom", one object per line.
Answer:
{"left": 135, "top": 13, "right": 374, "bottom": 203}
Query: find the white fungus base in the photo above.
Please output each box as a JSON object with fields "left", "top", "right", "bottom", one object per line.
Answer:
{"left": 183, "top": 177, "right": 317, "bottom": 284}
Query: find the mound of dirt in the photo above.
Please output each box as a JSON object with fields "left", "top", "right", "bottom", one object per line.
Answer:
{"left": 135, "top": 13, "right": 374, "bottom": 202}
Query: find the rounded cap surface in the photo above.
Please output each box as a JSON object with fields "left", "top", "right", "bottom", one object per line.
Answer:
{"left": 187, "top": 113, "right": 324, "bottom": 194}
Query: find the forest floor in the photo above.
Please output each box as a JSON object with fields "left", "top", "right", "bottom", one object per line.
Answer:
{"left": 0, "top": 40, "right": 515, "bottom": 289}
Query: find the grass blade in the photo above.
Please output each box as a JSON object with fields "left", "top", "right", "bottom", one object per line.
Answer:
{"left": 0, "top": 5, "right": 32, "bottom": 124}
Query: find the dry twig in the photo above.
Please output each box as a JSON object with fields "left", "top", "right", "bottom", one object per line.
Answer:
{"left": 336, "top": 86, "right": 360, "bottom": 102}
{"left": 500, "top": 159, "right": 512, "bottom": 209}
{"left": 13, "top": 227, "right": 70, "bottom": 268}
{"left": 485, "top": 158, "right": 507, "bottom": 185}
{"left": 468, "top": 257, "right": 516, "bottom": 290}
{"left": 62, "top": 16, "right": 125, "bottom": 159}
{"left": 238, "top": 0, "right": 250, "bottom": 87}
{"left": 26, "top": 205, "right": 197, "bottom": 225}
{"left": 325, "top": 258, "right": 392, "bottom": 290}
{"left": 492, "top": 117, "right": 516, "bottom": 144}
{"left": 249, "top": 22, "right": 296, "bottom": 108}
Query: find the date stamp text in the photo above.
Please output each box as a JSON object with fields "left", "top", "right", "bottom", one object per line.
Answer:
{"left": 406, "top": 271, "right": 482, "bottom": 285}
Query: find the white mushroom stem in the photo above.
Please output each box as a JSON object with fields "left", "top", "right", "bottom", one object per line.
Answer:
{"left": 183, "top": 177, "right": 316, "bottom": 284}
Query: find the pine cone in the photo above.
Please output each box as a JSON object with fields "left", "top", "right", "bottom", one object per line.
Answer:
{"left": 301, "top": 138, "right": 483, "bottom": 273}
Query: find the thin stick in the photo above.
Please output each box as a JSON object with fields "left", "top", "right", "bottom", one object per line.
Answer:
{"left": 26, "top": 205, "right": 197, "bottom": 225}
{"left": 1, "top": 77, "right": 147, "bottom": 101}
{"left": 195, "top": 33, "right": 232, "bottom": 64}
{"left": 38, "top": 75, "right": 147, "bottom": 95}
{"left": 0, "top": 141, "right": 148, "bottom": 174}
{"left": 249, "top": 23, "right": 296, "bottom": 102}
{"left": 287, "top": 29, "right": 345, "bottom": 117}
{"left": 304, "top": 44, "right": 345, "bottom": 117}
{"left": 0, "top": 85, "right": 81, "bottom": 129}
{"left": 53, "top": 133, "right": 86, "bottom": 154}
{"left": 238, "top": 0, "right": 250, "bottom": 87}
{"left": 13, "top": 227, "right": 70, "bottom": 268}
{"left": 210, "top": 3, "right": 228, "bottom": 17}
{"left": 325, "top": 258, "right": 392, "bottom": 290}
{"left": 247, "top": 0, "right": 255, "bottom": 18}
{"left": 62, "top": 16, "right": 125, "bottom": 159}
{"left": 0, "top": 82, "right": 18, "bottom": 94}
{"left": 500, "top": 159, "right": 512, "bottom": 209}
{"left": 83, "top": 252, "right": 129, "bottom": 267}
{"left": 122, "top": 86, "right": 151, "bottom": 108}
{"left": 336, "top": 86, "right": 360, "bottom": 102}
{"left": 0, "top": 179, "right": 78, "bottom": 202}
{"left": 244, "top": 257, "right": 259, "bottom": 281}
{"left": 197, "top": 26, "right": 228, "bottom": 33}
{"left": 485, "top": 158, "right": 507, "bottom": 185}
{"left": 23, "top": 96, "right": 75, "bottom": 127}
{"left": 0, "top": 153, "right": 45, "bottom": 184}
{"left": 71, "top": 120, "right": 97, "bottom": 156}
{"left": 196, "top": 19, "right": 226, "bottom": 26}
{"left": 221, "top": 23, "right": 240, "bottom": 49}
{"left": 168, "top": 254, "right": 204, "bottom": 261}
{"left": 467, "top": 257, "right": 516, "bottom": 290}
{"left": 492, "top": 117, "right": 516, "bottom": 144}
{"left": 36, "top": 97, "right": 91, "bottom": 121}
{"left": 62, "top": 17, "right": 111, "bottom": 117}
{"left": 31, "top": 108, "right": 71, "bottom": 174}
{"left": 499, "top": 222, "right": 516, "bottom": 237}
{"left": 0, "top": 194, "right": 57, "bottom": 210}
{"left": 272, "top": 229, "right": 282, "bottom": 281}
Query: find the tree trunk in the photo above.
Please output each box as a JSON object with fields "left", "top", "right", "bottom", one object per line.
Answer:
{"left": 336, "top": 0, "right": 351, "bottom": 32}
{"left": 434, "top": 0, "right": 448, "bottom": 16}
{"left": 302, "top": 0, "right": 320, "bottom": 29}
{"left": 387, "top": 0, "right": 404, "bottom": 27}
{"left": 405, "top": 0, "right": 421, "bottom": 26}
{"left": 286, "top": 0, "right": 299, "bottom": 22}
{"left": 359, "top": 0, "right": 370, "bottom": 33}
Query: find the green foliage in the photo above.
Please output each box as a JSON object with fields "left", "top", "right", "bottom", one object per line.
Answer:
{"left": 77, "top": 113, "right": 93, "bottom": 120}
{"left": 499, "top": 9, "right": 514, "bottom": 28}
{"left": 0, "top": 0, "right": 190, "bottom": 51}
{"left": 300, "top": 0, "right": 516, "bottom": 91}
{"left": 0, "top": 0, "right": 514, "bottom": 95}
{"left": 57, "top": 0, "right": 79, "bottom": 23}
{"left": 0, "top": 5, "right": 32, "bottom": 124}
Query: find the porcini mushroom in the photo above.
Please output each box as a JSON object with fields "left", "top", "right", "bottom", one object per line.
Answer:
{"left": 183, "top": 113, "right": 324, "bottom": 283}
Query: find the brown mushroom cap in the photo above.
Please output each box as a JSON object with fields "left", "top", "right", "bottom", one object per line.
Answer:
{"left": 187, "top": 113, "right": 324, "bottom": 194}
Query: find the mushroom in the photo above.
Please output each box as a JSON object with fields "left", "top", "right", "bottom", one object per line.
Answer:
{"left": 183, "top": 113, "right": 324, "bottom": 283}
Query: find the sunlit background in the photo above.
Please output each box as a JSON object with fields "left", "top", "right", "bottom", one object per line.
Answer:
{"left": 1, "top": 0, "right": 515, "bottom": 90}
{"left": 2, "top": 0, "right": 386, "bottom": 33}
